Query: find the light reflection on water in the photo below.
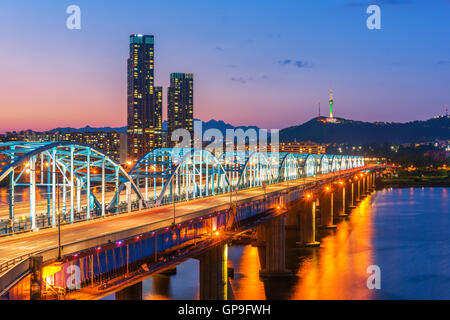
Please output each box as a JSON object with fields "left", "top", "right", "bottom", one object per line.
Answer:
{"left": 103, "top": 187, "right": 449, "bottom": 300}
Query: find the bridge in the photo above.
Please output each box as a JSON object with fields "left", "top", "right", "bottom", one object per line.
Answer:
{"left": 0, "top": 141, "right": 381, "bottom": 299}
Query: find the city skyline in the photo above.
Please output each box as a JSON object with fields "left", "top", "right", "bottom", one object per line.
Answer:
{"left": 0, "top": 1, "right": 449, "bottom": 304}
{"left": 0, "top": 0, "right": 449, "bottom": 133}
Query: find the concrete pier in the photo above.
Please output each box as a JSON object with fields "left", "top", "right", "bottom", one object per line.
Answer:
{"left": 356, "top": 179, "right": 361, "bottom": 202}
{"left": 319, "top": 188, "right": 336, "bottom": 229}
{"left": 285, "top": 199, "right": 302, "bottom": 229}
{"left": 348, "top": 182, "right": 356, "bottom": 209}
{"left": 259, "top": 215, "right": 292, "bottom": 278}
{"left": 29, "top": 255, "right": 43, "bottom": 300}
{"left": 254, "top": 224, "right": 266, "bottom": 271}
{"left": 285, "top": 208, "right": 300, "bottom": 230}
{"left": 334, "top": 183, "right": 348, "bottom": 218}
{"left": 372, "top": 172, "right": 377, "bottom": 189}
{"left": 297, "top": 198, "right": 320, "bottom": 247}
{"left": 362, "top": 175, "right": 366, "bottom": 195}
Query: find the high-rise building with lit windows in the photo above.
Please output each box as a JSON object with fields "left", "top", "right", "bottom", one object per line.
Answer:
{"left": 167, "top": 73, "right": 194, "bottom": 147}
{"left": 127, "top": 34, "right": 162, "bottom": 161}
{"left": 153, "top": 86, "right": 163, "bottom": 149}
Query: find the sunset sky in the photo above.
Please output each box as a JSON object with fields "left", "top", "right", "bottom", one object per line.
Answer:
{"left": 0, "top": 0, "right": 449, "bottom": 133}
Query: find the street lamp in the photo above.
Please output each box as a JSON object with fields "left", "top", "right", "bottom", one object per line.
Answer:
{"left": 28, "top": 159, "right": 63, "bottom": 260}
{"left": 172, "top": 180, "right": 176, "bottom": 226}
{"left": 56, "top": 172, "right": 62, "bottom": 261}
{"left": 45, "top": 161, "right": 62, "bottom": 261}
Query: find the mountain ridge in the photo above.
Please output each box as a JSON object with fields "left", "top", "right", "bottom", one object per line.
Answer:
{"left": 28, "top": 116, "right": 450, "bottom": 144}
{"left": 47, "top": 119, "right": 261, "bottom": 135}
{"left": 280, "top": 116, "right": 450, "bottom": 144}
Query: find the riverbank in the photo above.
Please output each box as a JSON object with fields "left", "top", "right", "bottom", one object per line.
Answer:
{"left": 377, "top": 179, "right": 450, "bottom": 188}
{"left": 378, "top": 168, "right": 450, "bottom": 188}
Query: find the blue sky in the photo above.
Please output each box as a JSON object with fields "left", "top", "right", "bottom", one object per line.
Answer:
{"left": 0, "top": 0, "right": 449, "bottom": 132}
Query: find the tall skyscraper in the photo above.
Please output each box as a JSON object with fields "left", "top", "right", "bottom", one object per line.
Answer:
{"left": 167, "top": 73, "right": 194, "bottom": 147}
{"left": 127, "top": 34, "right": 162, "bottom": 161}
{"left": 153, "top": 86, "right": 163, "bottom": 149}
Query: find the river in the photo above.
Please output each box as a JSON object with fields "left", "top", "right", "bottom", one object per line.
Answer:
{"left": 101, "top": 187, "right": 450, "bottom": 300}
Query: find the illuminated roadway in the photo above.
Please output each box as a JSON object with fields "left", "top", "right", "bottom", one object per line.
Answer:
{"left": 0, "top": 190, "right": 143, "bottom": 220}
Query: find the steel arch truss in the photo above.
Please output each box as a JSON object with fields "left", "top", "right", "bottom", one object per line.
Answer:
{"left": 0, "top": 142, "right": 144, "bottom": 230}
{"left": 219, "top": 151, "right": 277, "bottom": 190}
{"left": 127, "top": 148, "right": 231, "bottom": 206}
{"left": 274, "top": 153, "right": 301, "bottom": 182}
{"left": 317, "top": 154, "right": 332, "bottom": 174}
{"left": 295, "top": 154, "right": 318, "bottom": 177}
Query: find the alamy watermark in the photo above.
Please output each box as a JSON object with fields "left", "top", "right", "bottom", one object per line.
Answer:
{"left": 366, "top": 265, "right": 381, "bottom": 289}
{"left": 366, "top": 5, "right": 381, "bottom": 30}
{"left": 66, "top": 5, "right": 81, "bottom": 30}
{"left": 66, "top": 265, "right": 81, "bottom": 290}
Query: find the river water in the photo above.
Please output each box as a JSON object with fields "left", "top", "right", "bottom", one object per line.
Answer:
{"left": 102, "top": 187, "right": 450, "bottom": 300}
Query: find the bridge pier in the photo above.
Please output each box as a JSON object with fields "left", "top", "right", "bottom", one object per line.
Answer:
{"left": 347, "top": 181, "right": 355, "bottom": 209}
{"left": 297, "top": 198, "right": 320, "bottom": 248}
{"left": 356, "top": 179, "right": 361, "bottom": 203}
{"left": 254, "top": 225, "right": 266, "bottom": 271}
{"left": 341, "top": 183, "right": 348, "bottom": 216}
{"left": 30, "top": 255, "right": 43, "bottom": 300}
{"left": 362, "top": 175, "right": 367, "bottom": 195}
{"left": 344, "top": 182, "right": 352, "bottom": 212}
{"left": 334, "top": 184, "right": 348, "bottom": 218}
{"left": 367, "top": 173, "right": 375, "bottom": 193}
{"left": 115, "top": 282, "right": 143, "bottom": 300}
{"left": 285, "top": 200, "right": 301, "bottom": 229}
{"left": 259, "top": 215, "right": 292, "bottom": 279}
{"left": 319, "top": 188, "right": 336, "bottom": 229}
{"left": 198, "top": 244, "right": 228, "bottom": 300}
{"left": 372, "top": 172, "right": 377, "bottom": 189}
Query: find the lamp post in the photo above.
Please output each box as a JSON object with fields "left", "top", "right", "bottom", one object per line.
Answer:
{"left": 57, "top": 173, "right": 62, "bottom": 261}
{"left": 172, "top": 181, "right": 176, "bottom": 226}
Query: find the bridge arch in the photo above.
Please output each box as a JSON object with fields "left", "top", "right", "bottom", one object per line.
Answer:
{"left": 317, "top": 154, "right": 332, "bottom": 174}
{"left": 294, "top": 154, "right": 317, "bottom": 177}
{"left": 330, "top": 155, "right": 341, "bottom": 172}
{"left": 221, "top": 151, "right": 276, "bottom": 189}
{"left": 277, "top": 153, "right": 301, "bottom": 181}
{"left": 125, "top": 148, "right": 231, "bottom": 207}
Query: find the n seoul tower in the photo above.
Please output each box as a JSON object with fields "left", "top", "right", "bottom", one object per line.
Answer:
{"left": 329, "top": 89, "right": 334, "bottom": 118}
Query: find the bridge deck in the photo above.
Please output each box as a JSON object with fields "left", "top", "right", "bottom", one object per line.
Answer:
{"left": 0, "top": 168, "right": 370, "bottom": 274}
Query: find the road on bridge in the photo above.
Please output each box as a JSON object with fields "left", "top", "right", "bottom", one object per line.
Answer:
{"left": 1, "top": 163, "right": 379, "bottom": 274}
